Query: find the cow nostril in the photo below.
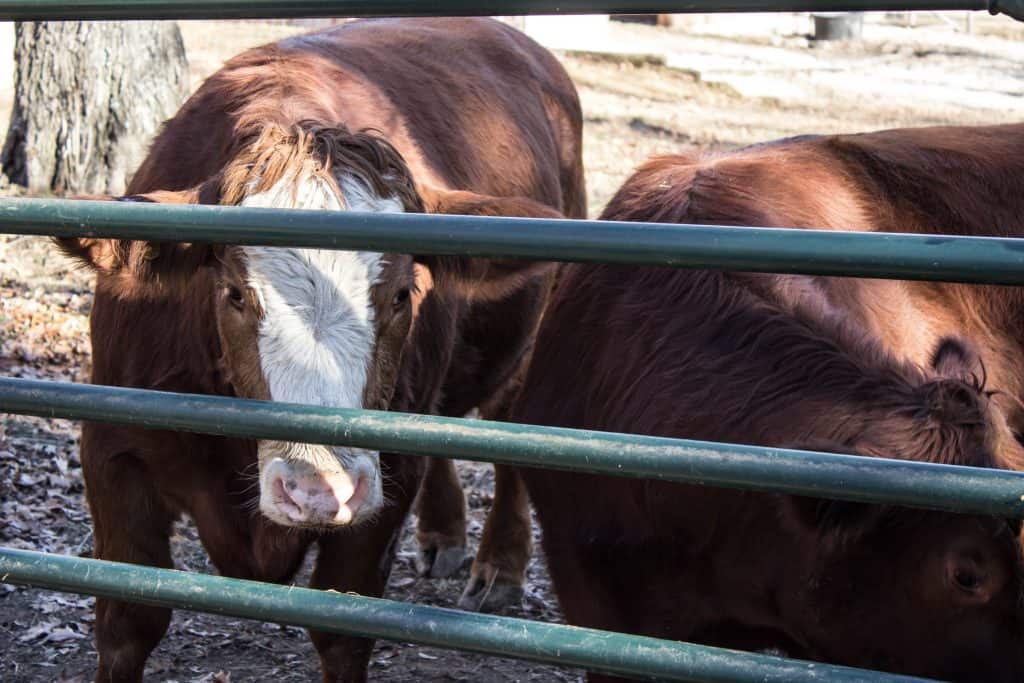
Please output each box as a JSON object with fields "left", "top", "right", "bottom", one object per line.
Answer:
{"left": 272, "top": 475, "right": 305, "bottom": 521}
{"left": 347, "top": 477, "right": 369, "bottom": 514}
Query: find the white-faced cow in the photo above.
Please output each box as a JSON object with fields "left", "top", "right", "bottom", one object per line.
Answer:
{"left": 57, "top": 17, "right": 583, "bottom": 682}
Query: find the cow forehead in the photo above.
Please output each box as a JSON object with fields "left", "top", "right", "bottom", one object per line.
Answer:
{"left": 240, "top": 168, "right": 405, "bottom": 215}
{"left": 243, "top": 246, "right": 383, "bottom": 408}
{"left": 234, "top": 165, "right": 406, "bottom": 408}
{"left": 244, "top": 247, "right": 384, "bottom": 309}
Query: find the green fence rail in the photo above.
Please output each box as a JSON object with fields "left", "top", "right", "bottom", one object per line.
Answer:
{"left": 0, "top": 0, "right": 1020, "bottom": 21}
{"left": 6, "top": 198, "right": 1024, "bottom": 284}
{"left": 0, "top": 548, "right": 935, "bottom": 682}
{"left": 4, "top": 377, "right": 1024, "bottom": 517}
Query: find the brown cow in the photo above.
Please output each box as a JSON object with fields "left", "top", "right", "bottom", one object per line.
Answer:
{"left": 56, "top": 18, "right": 583, "bottom": 682}
{"left": 601, "top": 124, "right": 1024, "bottom": 436}
{"left": 511, "top": 125, "right": 1024, "bottom": 682}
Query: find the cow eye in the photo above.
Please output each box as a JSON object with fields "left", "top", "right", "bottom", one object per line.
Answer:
{"left": 954, "top": 568, "right": 980, "bottom": 591}
{"left": 226, "top": 285, "right": 245, "bottom": 310}
{"left": 392, "top": 288, "right": 410, "bottom": 308}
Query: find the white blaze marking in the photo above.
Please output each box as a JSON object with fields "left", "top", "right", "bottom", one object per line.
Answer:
{"left": 245, "top": 246, "right": 380, "bottom": 409}
{"left": 241, "top": 170, "right": 403, "bottom": 409}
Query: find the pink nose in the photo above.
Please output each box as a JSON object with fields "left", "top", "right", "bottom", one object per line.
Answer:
{"left": 267, "top": 466, "right": 369, "bottom": 526}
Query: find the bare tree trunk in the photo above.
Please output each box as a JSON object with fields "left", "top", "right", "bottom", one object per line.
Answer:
{"left": 1, "top": 21, "right": 188, "bottom": 196}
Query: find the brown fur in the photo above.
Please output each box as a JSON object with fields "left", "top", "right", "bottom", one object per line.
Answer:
{"left": 514, "top": 124, "right": 1024, "bottom": 682}
{"left": 600, "top": 124, "right": 1024, "bottom": 462}
{"left": 58, "top": 123, "right": 426, "bottom": 297}
{"left": 217, "top": 122, "right": 423, "bottom": 210}
{"left": 65, "top": 18, "right": 584, "bottom": 683}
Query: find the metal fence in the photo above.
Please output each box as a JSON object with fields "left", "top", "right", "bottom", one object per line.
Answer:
{"left": 1, "top": 3, "right": 1023, "bottom": 682}
{"left": 0, "top": 0, "right": 1020, "bottom": 21}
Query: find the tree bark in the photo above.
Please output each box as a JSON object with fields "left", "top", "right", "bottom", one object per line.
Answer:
{"left": 1, "top": 21, "right": 188, "bottom": 196}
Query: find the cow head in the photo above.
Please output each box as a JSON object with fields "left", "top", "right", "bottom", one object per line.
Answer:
{"left": 56, "top": 122, "right": 560, "bottom": 529}
{"left": 778, "top": 337, "right": 1024, "bottom": 681}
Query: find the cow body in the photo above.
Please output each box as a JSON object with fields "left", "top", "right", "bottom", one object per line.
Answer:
{"left": 513, "top": 124, "right": 1024, "bottom": 681}
{"left": 71, "top": 18, "right": 583, "bottom": 682}
{"left": 602, "top": 124, "right": 1024, "bottom": 433}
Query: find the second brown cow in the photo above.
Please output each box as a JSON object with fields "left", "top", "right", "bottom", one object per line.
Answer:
{"left": 512, "top": 124, "right": 1024, "bottom": 682}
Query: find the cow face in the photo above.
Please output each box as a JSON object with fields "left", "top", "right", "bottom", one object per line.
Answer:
{"left": 782, "top": 499, "right": 1024, "bottom": 682}
{"left": 210, "top": 136, "right": 421, "bottom": 528}
{"left": 776, "top": 337, "right": 1024, "bottom": 680}
{"left": 211, "top": 241, "right": 416, "bottom": 528}
{"left": 57, "top": 122, "right": 561, "bottom": 529}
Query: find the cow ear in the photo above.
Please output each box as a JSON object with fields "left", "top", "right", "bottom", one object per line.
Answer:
{"left": 51, "top": 194, "right": 140, "bottom": 272}
{"left": 931, "top": 336, "right": 985, "bottom": 385}
{"left": 779, "top": 440, "right": 887, "bottom": 544}
{"left": 54, "top": 191, "right": 219, "bottom": 292}
{"left": 413, "top": 187, "right": 561, "bottom": 302}
{"left": 916, "top": 337, "right": 989, "bottom": 435}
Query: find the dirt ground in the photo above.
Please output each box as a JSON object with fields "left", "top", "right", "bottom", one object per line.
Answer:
{"left": 1, "top": 12, "right": 1023, "bottom": 683}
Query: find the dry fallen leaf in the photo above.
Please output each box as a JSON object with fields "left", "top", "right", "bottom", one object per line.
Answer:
{"left": 17, "top": 621, "right": 59, "bottom": 643}
{"left": 47, "top": 627, "right": 86, "bottom": 643}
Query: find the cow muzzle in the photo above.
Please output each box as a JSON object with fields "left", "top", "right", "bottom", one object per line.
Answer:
{"left": 257, "top": 442, "right": 382, "bottom": 527}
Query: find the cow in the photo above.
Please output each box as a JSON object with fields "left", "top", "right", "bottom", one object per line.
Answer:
{"left": 510, "top": 124, "right": 1024, "bottom": 682}
{"left": 54, "top": 17, "right": 583, "bottom": 682}
{"left": 599, "top": 124, "right": 1024, "bottom": 437}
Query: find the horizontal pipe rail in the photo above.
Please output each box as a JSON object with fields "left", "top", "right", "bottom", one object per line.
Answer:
{"left": 0, "top": 0, "right": 1020, "bottom": 22}
{"left": 3, "top": 377, "right": 1024, "bottom": 516}
{"left": 0, "top": 548, "right": 934, "bottom": 682}
{"left": 6, "top": 198, "right": 1024, "bottom": 284}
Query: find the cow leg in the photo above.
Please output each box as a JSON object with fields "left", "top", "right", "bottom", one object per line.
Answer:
{"left": 556, "top": 559, "right": 649, "bottom": 683}
{"left": 413, "top": 456, "right": 468, "bottom": 578}
{"left": 459, "top": 464, "right": 532, "bottom": 611}
{"left": 87, "top": 453, "right": 176, "bottom": 683}
{"left": 308, "top": 453, "right": 422, "bottom": 682}
{"left": 415, "top": 280, "right": 550, "bottom": 581}
{"left": 459, "top": 342, "right": 539, "bottom": 612}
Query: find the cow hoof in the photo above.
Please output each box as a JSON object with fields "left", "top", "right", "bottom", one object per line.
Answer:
{"left": 457, "top": 564, "right": 524, "bottom": 612}
{"left": 415, "top": 543, "right": 468, "bottom": 578}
